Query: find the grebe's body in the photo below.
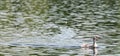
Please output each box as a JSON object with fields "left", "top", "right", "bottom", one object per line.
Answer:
{"left": 81, "top": 36, "right": 101, "bottom": 49}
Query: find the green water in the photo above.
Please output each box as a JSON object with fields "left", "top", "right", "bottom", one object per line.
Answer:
{"left": 0, "top": 0, "right": 120, "bottom": 56}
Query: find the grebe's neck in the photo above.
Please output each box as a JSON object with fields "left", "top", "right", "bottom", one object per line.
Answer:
{"left": 93, "top": 37, "right": 97, "bottom": 47}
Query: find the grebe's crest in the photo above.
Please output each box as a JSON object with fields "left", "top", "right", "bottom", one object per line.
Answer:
{"left": 93, "top": 35, "right": 101, "bottom": 40}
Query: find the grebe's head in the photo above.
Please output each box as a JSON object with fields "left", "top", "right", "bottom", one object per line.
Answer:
{"left": 92, "top": 35, "right": 102, "bottom": 48}
{"left": 93, "top": 35, "right": 101, "bottom": 41}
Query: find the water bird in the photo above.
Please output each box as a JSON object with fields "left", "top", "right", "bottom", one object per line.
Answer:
{"left": 81, "top": 35, "right": 101, "bottom": 49}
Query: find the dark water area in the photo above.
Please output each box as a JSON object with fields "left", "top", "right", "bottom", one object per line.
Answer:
{"left": 0, "top": 0, "right": 120, "bottom": 56}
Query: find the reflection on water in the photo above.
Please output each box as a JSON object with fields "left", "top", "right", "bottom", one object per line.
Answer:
{"left": 93, "top": 48, "right": 98, "bottom": 56}
{"left": 4, "top": 27, "right": 81, "bottom": 46}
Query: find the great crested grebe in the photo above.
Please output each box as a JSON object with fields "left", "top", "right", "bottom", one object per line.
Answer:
{"left": 81, "top": 35, "right": 101, "bottom": 49}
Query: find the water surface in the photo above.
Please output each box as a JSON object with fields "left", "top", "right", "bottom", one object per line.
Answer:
{"left": 0, "top": 0, "right": 120, "bottom": 56}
